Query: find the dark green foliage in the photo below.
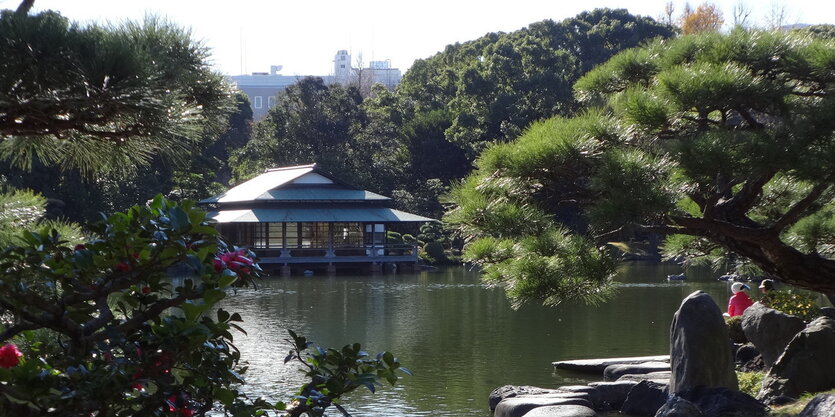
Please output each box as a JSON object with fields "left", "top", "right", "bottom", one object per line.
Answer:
{"left": 0, "top": 9, "right": 232, "bottom": 174}
{"left": 232, "top": 77, "right": 364, "bottom": 184}
{"left": 448, "top": 29, "right": 835, "bottom": 305}
{"left": 422, "top": 241, "right": 448, "bottom": 264}
{"left": 282, "top": 330, "right": 410, "bottom": 417}
{"left": 399, "top": 9, "right": 675, "bottom": 159}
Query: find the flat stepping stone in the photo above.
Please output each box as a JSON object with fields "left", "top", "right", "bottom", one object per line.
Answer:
{"left": 617, "top": 371, "right": 671, "bottom": 383}
{"left": 588, "top": 380, "right": 638, "bottom": 409}
{"left": 553, "top": 355, "right": 669, "bottom": 373}
{"left": 604, "top": 361, "right": 671, "bottom": 381}
{"left": 522, "top": 404, "right": 598, "bottom": 417}
{"left": 494, "top": 396, "right": 594, "bottom": 417}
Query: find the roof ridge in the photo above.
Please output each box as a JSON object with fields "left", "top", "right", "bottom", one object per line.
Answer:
{"left": 265, "top": 163, "right": 316, "bottom": 172}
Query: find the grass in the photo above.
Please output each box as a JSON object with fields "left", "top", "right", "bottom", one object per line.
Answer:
{"left": 768, "top": 389, "right": 835, "bottom": 416}
{"left": 737, "top": 371, "right": 835, "bottom": 416}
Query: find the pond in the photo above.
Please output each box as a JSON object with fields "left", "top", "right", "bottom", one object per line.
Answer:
{"left": 218, "top": 262, "right": 768, "bottom": 416}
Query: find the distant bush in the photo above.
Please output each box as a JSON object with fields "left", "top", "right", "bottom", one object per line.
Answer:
{"left": 387, "top": 231, "right": 403, "bottom": 244}
{"left": 422, "top": 241, "right": 448, "bottom": 264}
{"left": 764, "top": 290, "right": 820, "bottom": 322}
{"left": 402, "top": 234, "right": 417, "bottom": 245}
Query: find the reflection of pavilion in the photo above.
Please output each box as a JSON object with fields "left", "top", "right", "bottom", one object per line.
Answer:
{"left": 199, "top": 164, "right": 434, "bottom": 275}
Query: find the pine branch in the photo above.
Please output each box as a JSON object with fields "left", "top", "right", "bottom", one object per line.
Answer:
{"left": 772, "top": 180, "right": 832, "bottom": 232}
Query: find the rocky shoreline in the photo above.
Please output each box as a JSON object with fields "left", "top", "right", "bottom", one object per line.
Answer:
{"left": 488, "top": 291, "right": 835, "bottom": 417}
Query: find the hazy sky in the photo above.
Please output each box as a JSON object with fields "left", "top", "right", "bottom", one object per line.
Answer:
{"left": 11, "top": 0, "right": 835, "bottom": 76}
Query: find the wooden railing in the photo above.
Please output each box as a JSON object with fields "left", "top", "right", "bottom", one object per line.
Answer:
{"left": 254, "top": 244, "right": 418, "bottom": 264}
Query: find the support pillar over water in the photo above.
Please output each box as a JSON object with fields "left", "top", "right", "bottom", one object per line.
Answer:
{"left": 281, "top": 265, "right": 291, "bottom": 277}
{"left": 327, "top": 263, "right": 336, "bottom": 275}
{"left": 371, "top": 262, "right": 382, "bottom": 273}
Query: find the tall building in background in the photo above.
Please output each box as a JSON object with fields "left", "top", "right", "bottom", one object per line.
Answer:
{"left": 230, "top": 51, "right": 402, "bottom": 121}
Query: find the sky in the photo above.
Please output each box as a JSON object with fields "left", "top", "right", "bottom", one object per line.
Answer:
{"left": 9, "top": 0, "right": 835, "bottom": 77}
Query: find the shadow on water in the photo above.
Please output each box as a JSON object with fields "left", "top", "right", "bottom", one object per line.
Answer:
{"left": 215, "top": 262, "right": 765, "bottom": 416}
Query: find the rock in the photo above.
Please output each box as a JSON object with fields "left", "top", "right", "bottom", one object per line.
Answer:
{"left": 489, "top": 385, "right": 558, "bottom": 411}
{"left": 741, "top": 303, "right": 806, "bottom": 369}
{"left": 521, "top": 404, "right": 598, "bottom": 417}
{"left": 669, "top": 291, "right": 738, "bottom": 393}
{"left": 617, "top": 371, "right": 671, "bottom": 383}
{"left": 587, "top": 380, "right": 638, "bottom": 410}
{"left": 621, "top": 380, "right": 668, "bottom": 416}
{"left": 797, "top": 394, "right": 835, "bottom": 417}
{"left": 555, "top": 386, "right": 602, "bottom": 410}
{"left": 735, "top": 344, "right": 759, "bottom": 364}
{"left": 680, "top": 386, "right": 768, "bottom": 417}
{"left": 604, "top": 361, "right": 671, "bottom": 381}
{"left": 758, "top": 317, "right": 835, "bottom": 404}
{"left": 493, "top": 396, "right": 593, "bottom": 417}
{"left": 552, "top": 355, "right": 670, "bottom": 373}
{"left": 654, "top": 395, "right": 704, "bottom": 417}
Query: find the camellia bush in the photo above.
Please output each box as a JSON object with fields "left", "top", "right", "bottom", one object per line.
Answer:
{"left": 0, "top": 196, "right": 409, "bottom": 416}
{"left": 0, "top": 196, "right": 271, "bottom": 416}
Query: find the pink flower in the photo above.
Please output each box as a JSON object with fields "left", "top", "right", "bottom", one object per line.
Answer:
{"left": 0, "top": 344, "right": 22, "bottom": 368}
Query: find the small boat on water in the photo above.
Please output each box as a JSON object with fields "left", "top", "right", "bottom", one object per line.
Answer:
{"left": 666, "top": 273, "right": 686, "bottom": 281}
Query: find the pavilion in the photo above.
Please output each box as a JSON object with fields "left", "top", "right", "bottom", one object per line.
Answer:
{"left": 199, "top": 164, "right": 436, "bottom": 275}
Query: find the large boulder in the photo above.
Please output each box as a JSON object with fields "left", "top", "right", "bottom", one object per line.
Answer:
{"left": 741, "top": 303, "right": 806, "bottom": 369}
{"left": 669, "top": 291, "right": 738, "bottom": 393}
{"left": 604, "top": 362, "right": 670, "bottom": 381}
{"left": 758, "top": 317, "right": 835, "bottom": 404}
{"left": 680, "top": 386, "right": 768, "bottom": 417}
{"left": 797, "top": 394, "right": 835, "bottom": 417}
{"left": 620, "top": 380, "right": 668, "bottom": 416}
{"left": 654, "top": 395, "right": 704, "bottom": 417}
{"left": 494, "top": 396, "right": 593, "bottom": 417}
{"left": 521, "top": 405, "right": 598, "bottom": 417}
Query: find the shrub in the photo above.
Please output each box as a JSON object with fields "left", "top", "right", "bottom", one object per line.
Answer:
{"left": 725, "top": 315, "right": 748, "bottom": 344}
{"left": 386, "top": 231, "right": 403, "bottom": 244}
{"left": 764, "top": 290, "right": 820, "bottom": 322}
{"left": 423, "top": 241, "right": 448, "bottom": 263}
{"left": 0, "top": 196, "right": 269, "bottom": 416}
{"left": 737, "top": 371, "right": 765, "bottom": 397}
{"left": 402, "top": 233, "right": 417, "bottom": 245}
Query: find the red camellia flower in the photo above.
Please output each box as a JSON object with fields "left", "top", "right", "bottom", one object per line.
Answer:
{"left": 0, "top": 344, "right": 23, "bottom": 368}
{"left": 115, "top": 262, "right": 130, "bottom": 272}
{"left": 142, "top": 286, "right": 151, "bottom": 294}
{"left": 74, "top": 244, "right": 86, "bottom": 251}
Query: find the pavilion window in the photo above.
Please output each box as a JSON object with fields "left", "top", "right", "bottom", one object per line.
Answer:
{"left": 333, "top": 222, "right": 363, "bottom": 247}
{"left": 253, "top": 223, "right": 268, "bottom": 248}
{"left": 301, "top": 222, "right": 330, "bottom": 248}
{"left": 364, "top": 224, "right": 385, "bottom": 246}
{"left": 285, "top": 222, "right": 299, "bottom": 248}
{"left": 267, "top": 223, "right": 283, "bottom": 248}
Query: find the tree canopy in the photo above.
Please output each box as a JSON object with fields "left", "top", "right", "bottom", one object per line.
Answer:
{"left": 0, "top": 8, "right": 232, "bottom": 174}
{"left": 446, "top": 29, "right": 835, "bottom": 305}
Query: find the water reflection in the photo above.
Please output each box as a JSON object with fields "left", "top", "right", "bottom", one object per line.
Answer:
{"left": 217, "top": 262, "right": 755, "bottom": 416}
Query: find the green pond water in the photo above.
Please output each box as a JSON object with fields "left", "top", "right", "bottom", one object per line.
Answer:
{"left": 218, "top": 262, "right": 763, "bottom": 416}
